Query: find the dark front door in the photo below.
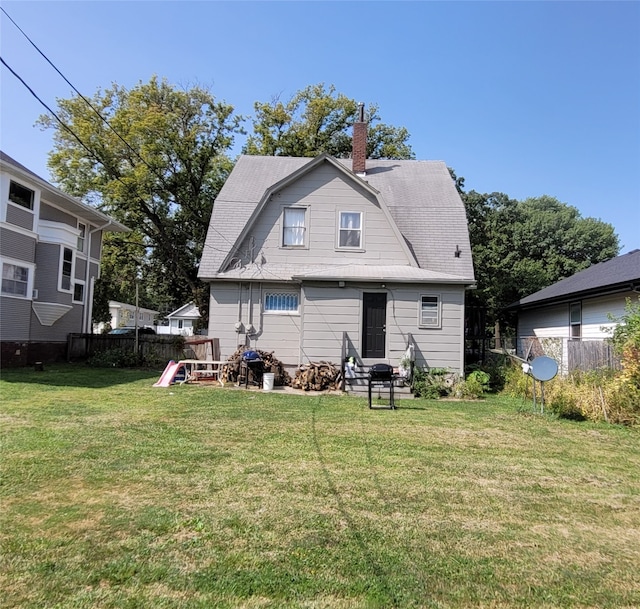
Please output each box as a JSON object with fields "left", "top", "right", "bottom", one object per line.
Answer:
{"left": 363, "top": 292, "right": 387, "bottom": 359}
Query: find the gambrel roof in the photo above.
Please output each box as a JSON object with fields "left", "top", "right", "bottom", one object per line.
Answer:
{"left": 510, "top": 249, "right": 640, "bottom": 309}
{"left": 198, "top": 154, "right": 475, "bottom": 283}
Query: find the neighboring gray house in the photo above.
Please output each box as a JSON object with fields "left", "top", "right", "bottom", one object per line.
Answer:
{"left": 198, "top": 116, "right": 476, "bottom": 375}
{"left": 1, "top": 151, "right": 128, "bottom": 365}
{"left": 509, "top": 249, "right": 640, "bottom": 371}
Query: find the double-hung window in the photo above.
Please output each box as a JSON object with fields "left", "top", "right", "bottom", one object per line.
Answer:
{"left": 73, "top": 282, "right": 85, "bottom": 303}
{"left": 60, "top": 247, "right": 73, "bottom": 291}
{"left": 264, "top": 292, "right": 299, "bottom": 314}
{"left": 77, "top": 222, "right": 86, "bottom": 252}
{"left": 283, "top": 208, "right": 306, "bottom": 247}
{"left": 338, "top": 211, "right": 362, "bottom": 248}
{"left": 2, "top": 262, "right": 30, "bottom": 297}
{"left": 570, "top": 302, "right": 581, "bottom": 338}
{"left": 419, "top": 294, "right": 441, "bottom": 328}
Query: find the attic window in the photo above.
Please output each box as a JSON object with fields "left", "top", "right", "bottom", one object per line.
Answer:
{"left": 283, "top": 208, "right": 306, "bottom": 247}
{"left": 338, "top": 211, "right": 362, "bottom": 249}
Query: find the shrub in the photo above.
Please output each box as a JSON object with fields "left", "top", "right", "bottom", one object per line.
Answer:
{"left": 87, "top": 348, "right": 138, "bottom": 368}
{"left": 454, "top": 370, "right": 491, "bottom": 399}
{"left": 412, "top": 367, "right": 454, "bottom": 399}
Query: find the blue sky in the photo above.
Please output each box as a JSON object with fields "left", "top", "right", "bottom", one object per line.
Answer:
{"left": 1, "top": 1, "right": 638, "bottom": 253}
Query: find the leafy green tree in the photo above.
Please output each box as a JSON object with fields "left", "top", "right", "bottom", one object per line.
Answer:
{"left": 462, "top": 190, "right": 619, "bottom": 337}
{"left": 244, "top": 83, "right": 414, "bottom": 159}
{"left": 38, "top": 77, "right": 243, "bottom": 326}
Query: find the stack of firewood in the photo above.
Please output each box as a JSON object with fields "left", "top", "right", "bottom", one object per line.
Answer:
{"left": 291, "top": 361, "right": 342, "bottom": 391}
{"left": 221, "top": 347, "right": 291, "bottom": 386}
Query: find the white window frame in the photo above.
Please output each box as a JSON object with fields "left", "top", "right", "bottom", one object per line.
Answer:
{"left": 282, "top": 207, "right": 308, "bottom": 248}
{"left": 570, "top": 302, "right": 582, "bottom": 339}
{"left": 73, "top": 281, "right": 85, "bottom": 304}
{"left": 8, "top": 179, "right": 35, "bottom": 211}
{"left": 264, "top": 291, "right": 300, "bottom": 315}
{"left": 337, "top": 211, "right": 363, "bottom": 250}
{"left": 58, "top": 246, "right": 74, "bottom": 293}
{"left": 418, "top": 294, "right": 441, "bottom": 328}
{"left": 1, "top": 257, "right": 35, "bottom": 299}
{"left": 77, "top": 222, "right": 87, "bottom": 252}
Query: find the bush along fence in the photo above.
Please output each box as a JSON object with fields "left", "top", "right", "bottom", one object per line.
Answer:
{"left": 67, "top": 333, "right": 186, "bottom": 367}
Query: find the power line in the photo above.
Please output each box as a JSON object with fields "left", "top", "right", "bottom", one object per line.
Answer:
{"left": 2, "top": 8, "right": 248, "bottom": 266}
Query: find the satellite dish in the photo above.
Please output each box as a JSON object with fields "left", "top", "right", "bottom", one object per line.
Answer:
{"left": 529, "top": 356, "right": 558, "bottom": 382}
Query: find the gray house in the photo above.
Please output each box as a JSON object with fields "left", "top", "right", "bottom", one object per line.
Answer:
{"left": 509, "top": 249, "right": 640, "bottom": 372}
{"left": 198, "top": 117, "right": 476, "bottom": 375}
{"left": 1, "top": 151, "right": 128, "bottom": 365}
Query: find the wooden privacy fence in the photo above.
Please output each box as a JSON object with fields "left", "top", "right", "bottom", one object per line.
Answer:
{"left": 518, "top": 336, "right": 621, "bottom": 374}
{"left": 567, "top": 340, "right": 621, "bottom": 373}
{"left": 67, "top": 333, "right": 186, "bottom": 363}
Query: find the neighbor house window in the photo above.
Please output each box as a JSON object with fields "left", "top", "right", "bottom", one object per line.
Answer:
{"left": 338, "top": 211, "right": 362, "bottom": 248}
{"left": 419, "top": 294, "right": 441, "bottom": 328}
{"left": 570, "top": 302, "right": 581, "bottom": 338}
{"left": 283, "top": 208, "right": 306, "bottom": 247}
{"left": 77, "top": 222, "right": 86, "bottom": 252}
{"left": 60, "top": 247, "right": 73, "bottom": 291}
{"left": 264, "top": 292, "right": 299, "bottom": 313}
{"left": 1, "top": 262, "right": 30, "bottom": 297}
{"left": 73, "top": 282, "right": 85, "bottom": 303}
{"left": 8, "top": 180, "right": 35, "bottom": 210}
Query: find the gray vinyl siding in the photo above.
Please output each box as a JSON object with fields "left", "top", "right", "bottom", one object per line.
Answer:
{"left": 234, "top": 164, "right": 411, "bottom": 268}
{"left": 5, "top": 204, "right": 35, "bottom": 231}
{"left": 29, "top": 302, "right": 82, "bottom": 342}
{"left": 75, "top": 257, "right": 87, "bottom": 280}
{"left": 301, "top": 284, "right": 361, "bottom": 363}
{"left": 0, "top": 228, "right": 36, "bottom": 262}
{"left": 386, "top": 285, "right": 465, "bottom": 372}
{"left": 34, "top": 242, "right": 63, "bottom": 303}
{"left": 0, "top": 296, "right": 31, "bottom": 340}
{"left": 209, "top": 281, "right": 301, "bottom": 365}
{"left": 90, "top": 231, "right": 102, "bottom": 259}
{"left": 209, "top": 282, "right": 248, "bottom": 359}
{"left": 300, "top": 282, "right": 466, "bottom": 373}
{"left": 208, "top": 280, "right": 467, "bottom": 373}
{"left": 40, "top": 202, "right": 77, "bottom": 227}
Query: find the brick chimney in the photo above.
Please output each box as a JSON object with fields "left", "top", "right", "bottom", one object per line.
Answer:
{"left": 352, "top": 102, "right": 367, "bottom": 175}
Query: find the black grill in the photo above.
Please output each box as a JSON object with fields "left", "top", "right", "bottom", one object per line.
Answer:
{"left": 368, "top": 363, "right": 396, "bottom": 409}
{"left": 368, "top": 363, "right": 394, "bottom": 381}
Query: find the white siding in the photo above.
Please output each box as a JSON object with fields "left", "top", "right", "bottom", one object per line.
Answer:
{"left": 518, "top": 292, "right": 634, "bottom": 340}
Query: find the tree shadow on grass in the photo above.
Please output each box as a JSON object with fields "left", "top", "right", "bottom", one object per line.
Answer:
{"left": 0, "top": 363, "right": 161, "bottom": 389}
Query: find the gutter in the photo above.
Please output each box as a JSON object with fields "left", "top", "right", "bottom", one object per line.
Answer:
{"left": 83, "top": 220, "right": 114, "bottom": 333}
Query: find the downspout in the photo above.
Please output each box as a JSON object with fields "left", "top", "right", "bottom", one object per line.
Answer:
{"left": 84, "top": 220, "right": 113, "bottom": 333}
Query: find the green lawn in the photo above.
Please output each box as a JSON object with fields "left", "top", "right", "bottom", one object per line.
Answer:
{"left": 1, "top": 365, "right": 639, "bottom": 609}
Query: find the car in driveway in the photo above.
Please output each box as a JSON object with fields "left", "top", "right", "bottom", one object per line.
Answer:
{"left": 109, "top": 327, "right": 156, "bottom": 335}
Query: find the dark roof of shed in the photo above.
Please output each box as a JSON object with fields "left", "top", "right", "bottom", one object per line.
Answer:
{"left": 511, "top": 249, "right": 640, "bottom": 309}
